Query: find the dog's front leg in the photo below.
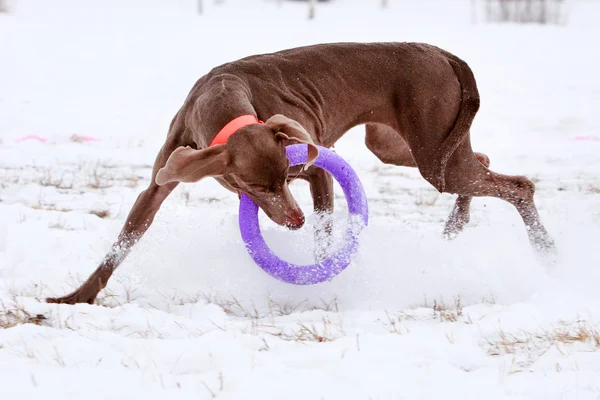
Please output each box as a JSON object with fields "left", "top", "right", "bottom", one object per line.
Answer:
{"left": 47, "top": 137, "right": 182, "bottom": 305}
{"left": 308, "top": 167, "right": 334, "bottom": 262}
{"left": 46, "top": 181, "right": 179, "bottom": 305}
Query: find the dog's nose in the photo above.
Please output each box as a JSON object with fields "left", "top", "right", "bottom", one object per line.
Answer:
{"left": 285, "top": 210, "right": 305, "bottom": 230}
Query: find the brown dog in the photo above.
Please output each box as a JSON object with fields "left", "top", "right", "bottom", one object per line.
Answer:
{"left": 47, "top": 42, "right": 555, "bottom": 305}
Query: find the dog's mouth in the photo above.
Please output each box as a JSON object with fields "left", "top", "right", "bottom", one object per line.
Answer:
{"left": 263, "top": 207, "right": 305, "bottom": 230}
{"left": 254, "top": 199, "right": 305, "bottom": 230}
{"left": 244, "top": 185, "right": 305, "bottom": 230}
{"left": 283, "top": 210, "right": 305, "bottom": 230}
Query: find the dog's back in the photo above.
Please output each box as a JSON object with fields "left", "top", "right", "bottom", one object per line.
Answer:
{"left": 208, "top": 42, "right": 455, "bottom": 93}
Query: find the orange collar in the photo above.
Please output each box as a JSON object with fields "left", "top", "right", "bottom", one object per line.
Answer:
{"left": 210, "top": 115, "right": 263, "bottom": 146}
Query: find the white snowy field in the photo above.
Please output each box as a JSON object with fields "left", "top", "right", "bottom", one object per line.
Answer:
{"left": 1, "top": 0, "right": 600, "bottom": 398}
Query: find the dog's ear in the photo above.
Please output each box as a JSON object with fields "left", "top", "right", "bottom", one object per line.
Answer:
{"left": 265, "top": 114, "right": 319, "bottom": 169}
{"left": 155, "top": 145, "right": 229, "bottom": 186}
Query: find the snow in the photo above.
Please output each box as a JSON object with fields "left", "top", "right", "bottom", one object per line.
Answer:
{"left": 1, "top": 0, "right": 600, "bottom": 398}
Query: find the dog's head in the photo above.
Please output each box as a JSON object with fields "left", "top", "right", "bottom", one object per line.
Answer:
{"left": 155, "top": 114, "right": 319, "bottom": 230}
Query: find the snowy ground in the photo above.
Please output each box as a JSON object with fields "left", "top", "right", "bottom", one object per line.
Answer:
{"left": 1, "top": 0, "right": 600, "bottom": 398}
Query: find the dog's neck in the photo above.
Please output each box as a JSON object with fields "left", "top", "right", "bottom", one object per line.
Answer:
{"left": 210, "top": 115, "right": 263, "bottom": 146}
{"left": 190, "top": 76, "right": 259, "bottom": 148}
{"left": 192, "top": 73, "right": 372, "bottom": 149}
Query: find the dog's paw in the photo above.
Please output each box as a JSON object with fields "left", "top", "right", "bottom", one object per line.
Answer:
{"left": 46, "top": 289, "right": 98, "bottom": 305}
{"left": 442, "top": 211, "right": 470, "bottom": 241}
{"left": 526, "top": 230, "right": 558, "bottom": 269}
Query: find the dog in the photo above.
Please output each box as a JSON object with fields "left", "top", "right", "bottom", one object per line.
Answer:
{"left": 47, "top": 42, "right": 555, "bottom": 305}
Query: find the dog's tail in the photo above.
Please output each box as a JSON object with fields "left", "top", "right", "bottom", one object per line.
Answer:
{"left": 432, "top": 51, "right": 481, "bottom": 192}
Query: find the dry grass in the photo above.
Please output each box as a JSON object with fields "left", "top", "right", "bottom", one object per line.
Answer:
{"left": 86, "top": 163, "right": 144, "bottom": 189}
{"left": 200, "top": 293, "right": 264, "bottom": 319}
{"left": 30, "top": 200, "right": 72, "bottom": 213}
{"left": 191, "top": 292, "right": 345, "bottom": 343}
{"left": 269, "top": 297, "right": 340, "bottom": 315}
{"left": 585, "top": 184, "right": 600, "bottom": 194}
{"left": 200, "top": 371, "right": 224, "bottom": 399}
{"left": 268, "top": 316, "right": 344, "bottom": 343}
{"left": 379, "top": 310, "right": 414, "bottom": 334}
{"left": 4, "top": 162, "right": 146, "bottom": 193}
{"left": 552, "top": 325, "right": 600, "bottom": 347}
{"left": 48, "top": 217, "right": 75, "bottom": 231}
{"left": 124, "top": 175, "right": 140, "bottom": 189}
{"left": 95, "top": 285, "right": 141, "bottom": 307}
{"left": 29, "top": 192, "right": 71, "bottom": 212}
{"left": 89, "top": 209, "right": 110, "bottom": 219}
{"left": 180, "top": 188, "right": 191, "bottom": 206}
{"left": 379, "top": 296, "right": 473, "bottom": 332}
{"left": 485, "top": 320, "right": 600, "bottom": 368}
{"left": 6, "top": 282, "right": 52, "bottom": 300}
{"left": 38, "top": 171, "right": 73, "bottom": 190}
{"left": 432, "top": 297, "right": 472, "bottom": 324}
{"left": 0, "top": 298, "right": 47, "bottom": 329}
{"left": 199, "top": 292, "right": 340, "bottom": 319}
{"left": 87, "top": 164, "right": 113, "bottom": 189}
{"left": 201, "top": 197, "right": 226, "bottom": 204}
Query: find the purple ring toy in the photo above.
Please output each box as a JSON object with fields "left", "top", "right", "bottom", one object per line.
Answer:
{"left": 239, "top": 144, "right": 368, "bottom": 285}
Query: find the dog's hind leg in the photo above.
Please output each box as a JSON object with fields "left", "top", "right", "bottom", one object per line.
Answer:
{"left": 366, "top": 124, "right": 489, "bottom": 240}
{"left": 442, "top": 151, "right": 490, "bottom": 240}
{"left": 391, "top": 106, "right": 552, "bottom": 253}
{"left": 442, "top": 140, "right": 555, "bottom": 254}
{"left": 47, "top": 129, "right": 185, "bottom": 305}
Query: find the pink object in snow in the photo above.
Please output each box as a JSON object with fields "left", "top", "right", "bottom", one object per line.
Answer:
{"left": 15, "top": 135, "right": 48, "bottom": 143}
{"left": 575, "top": 135, "right": 600, "bottom": 141}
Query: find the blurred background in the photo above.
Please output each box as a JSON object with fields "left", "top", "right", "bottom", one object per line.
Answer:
{"left": 0, "top": 0, "right": 595, "bottom": 148}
